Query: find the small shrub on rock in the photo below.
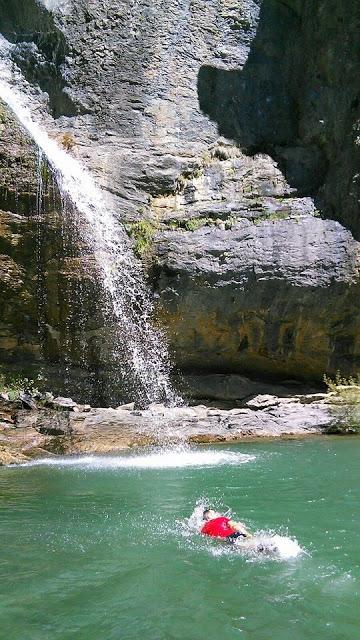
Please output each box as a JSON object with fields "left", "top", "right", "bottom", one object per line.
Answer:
{"left": 0, "top": 373, "right": 39, "bottom": 401}
{"left": 59, "top": 132, "right": 76, "bottom": 151}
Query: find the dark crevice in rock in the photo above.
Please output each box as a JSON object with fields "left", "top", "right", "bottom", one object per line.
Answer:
{"left": 10, "top": 41, "right": 79, "bottom": 119}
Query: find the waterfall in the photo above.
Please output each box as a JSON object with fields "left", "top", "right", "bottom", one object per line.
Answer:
{"left": 0, "top": 36, "right": 181, "bottom": 407}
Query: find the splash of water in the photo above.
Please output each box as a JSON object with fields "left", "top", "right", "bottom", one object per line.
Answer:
{"left": 15, "top": 447, "right": 256, "bottom": 470}
{"left": 0, "top": 36, "right": 180, "bottom": 407}
{"left": 183, "top": 501, "right": 303, "bottom": 561}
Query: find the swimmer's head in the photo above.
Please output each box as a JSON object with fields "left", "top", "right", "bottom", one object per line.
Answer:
{"left": 203, "top": 508, "right": 218, "bottom": 521}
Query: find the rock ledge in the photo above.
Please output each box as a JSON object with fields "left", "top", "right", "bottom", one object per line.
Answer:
{"left": 0, "top": 391, "right": 356, "bottom": 465}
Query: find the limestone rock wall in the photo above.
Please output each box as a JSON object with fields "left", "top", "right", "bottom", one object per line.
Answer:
{"left": 0, "top": 0, "right": 359, "bottom": 397}
{"left": 154, "top": 213, "right": 360, "bottom": 380}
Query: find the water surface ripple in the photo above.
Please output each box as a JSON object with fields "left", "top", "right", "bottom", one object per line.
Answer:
{"left": 0, "top": 438, "right": 358, "bottom": 640}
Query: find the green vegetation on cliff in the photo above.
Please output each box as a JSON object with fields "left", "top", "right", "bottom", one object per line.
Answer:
{"left": 324, "top": 372, "right": 360, "bottom": 403}
{"left": 0, "top": 372, "right": 39, "bottom": 401}
{"left": 125, "top": 220, "right": 158, "bottom": 257}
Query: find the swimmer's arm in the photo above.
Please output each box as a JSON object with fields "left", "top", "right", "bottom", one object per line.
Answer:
{"left": 228, "top": 520, "right": 252, "bottom": 538}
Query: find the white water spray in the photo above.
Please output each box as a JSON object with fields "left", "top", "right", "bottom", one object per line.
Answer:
{"left": 0, "top": 36, "right": 181, "bottom": 407}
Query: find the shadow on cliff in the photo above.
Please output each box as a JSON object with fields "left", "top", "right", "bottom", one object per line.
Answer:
{"left": 0, "top": 0, "right": 79, "bottom": 118}
{"left": 197, "top": 0, "right": 328, "bottom": 200}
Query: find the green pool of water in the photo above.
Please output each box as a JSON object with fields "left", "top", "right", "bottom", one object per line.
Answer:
{"left": 0, "top": 437, "right": 358, "bottom": 639}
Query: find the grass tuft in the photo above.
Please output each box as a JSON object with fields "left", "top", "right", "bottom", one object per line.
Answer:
{"left": 126, "top": 220, "right": 158, "bottom": 257}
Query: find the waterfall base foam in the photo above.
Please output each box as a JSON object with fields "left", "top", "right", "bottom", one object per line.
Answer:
{"left": 15, "top": 447, "right": 256, "bottom": 470}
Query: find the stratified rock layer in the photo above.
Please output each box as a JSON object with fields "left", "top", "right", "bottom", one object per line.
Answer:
{"left": 0, "top": 103, "right": 111, "bottom": 402}
{"left": 154, "top": 211, "right": 360, "bottom": 380}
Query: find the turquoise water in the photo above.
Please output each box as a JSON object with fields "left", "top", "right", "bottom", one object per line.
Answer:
{"left": 0, "top": 437, "right": 358, "bottom": 639}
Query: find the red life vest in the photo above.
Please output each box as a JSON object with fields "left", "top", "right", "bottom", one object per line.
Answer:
{"left": 201, "top": 516, "right": 236, "bottom": 538}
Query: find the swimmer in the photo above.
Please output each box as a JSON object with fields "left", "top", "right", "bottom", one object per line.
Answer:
{"left": 200, "top": 508, "right": 252, "bottom": 544}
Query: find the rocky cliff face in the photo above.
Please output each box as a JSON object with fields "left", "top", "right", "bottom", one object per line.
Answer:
{"left": 198, "top": 0, "right": 360, "bottom": 237}
{"left": 0, "top": 0, "right": 359, "bottom": 399}
{"left": 154, "top": 213, "right": 360, "bottom": 381}
{"left": 0, "top": 104, "right": 109, "bottom": 402}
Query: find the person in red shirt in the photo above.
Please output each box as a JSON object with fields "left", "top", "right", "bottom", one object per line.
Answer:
{"left": 201, "top": 508, "right": 252, "bottom": 543}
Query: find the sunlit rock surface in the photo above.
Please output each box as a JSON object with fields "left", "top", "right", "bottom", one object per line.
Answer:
{"left": 154, "top": 212, "right": 360, "bottom": 380}
{"left": 0, "top": 0, "right": 359, "bottom": 399}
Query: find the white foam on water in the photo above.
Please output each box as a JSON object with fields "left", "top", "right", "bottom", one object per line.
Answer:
{"left": 235, "top": 532, "right": 303, "bottom": 561}
{"left": 16, "top": 448, "right": 256, "bottom": 470}
{"left": 0, "top": 35, "right": 180, "bottom": 407}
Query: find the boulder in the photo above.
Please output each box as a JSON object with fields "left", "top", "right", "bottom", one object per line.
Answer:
{"left": 48, "top": 397, "right": 78, "bottom": 411}
{"left": 35, "top": 409, "right": 71, "bottom": 436}
{"left": 19, "top": 392, "right": 37, "bottom": 410}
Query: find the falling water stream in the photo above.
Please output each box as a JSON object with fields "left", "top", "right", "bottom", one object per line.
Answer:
{"left": 0, "top": 35, "right": 181, "bottom": 407}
